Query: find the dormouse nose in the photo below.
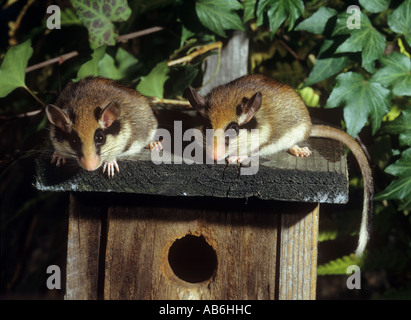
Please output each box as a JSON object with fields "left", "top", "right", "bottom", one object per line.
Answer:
{"left": 80, "top": 154, "right": 100, "bottom": 171}
{"left": 207, "top": 135, "right": 226, "bottom": 161}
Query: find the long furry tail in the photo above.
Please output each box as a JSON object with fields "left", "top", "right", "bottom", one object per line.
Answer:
{"left": 310, "top": 125, "right": 373, "bottom": 258}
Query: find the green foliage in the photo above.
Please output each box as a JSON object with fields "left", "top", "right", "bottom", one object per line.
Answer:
{"left": 70, "top": 0, "right": 132, "bottom": 49}
{"left": 379, "top": 287, "right": 411, "bottom": 300}
{"left": 359, "top": 0, "right": 390, "bottom": 13}
{"left": 326, "top": 72, "right": 390, "bottom": 137}
{"left": 136, "top": 61, "right": 170, "bottom": 98}
{"left": 372, "top": 52, "right": 411, "bottom": 96}
{"left": 295, "top": 7, "right": 336, "bottom": 34}
{"left": 1, "top": 0, "right": 411, "bottom": 299}
{"left": 297, "top": 86, "right": 320, "bottom": 107}
{"left": 0, "top": 40, "right": 32, "bottom": 97}
{"left": 256, "top": 0, "right": 304, "bottom": 36}
{"left": 317, "top": 254, "right": 360, "bottom": 275}
{"left": 383, "top": 109, "right": 411, "bottom": 146}
{"left": 375, "top": 148, "right": 411, "bottom": 210}
{"left": 318, "top": 243, "right": 408, "bottom": 276}
{"left": 98, "top": 48, "right": 140, "bottom": 81}
{"left": 195, "top": 0, "right": 244, "bottom": 37}
{"left": 388, "top": 0, "right": 411, "bottom": 46}
{"left": 333, "top": 12, "right": 386, "bottom": 73}
{"left": 303, "top": 40, "right": 348, "bottom": 87}
{"left": 75, "top": 46, "right": 106, "bottom": 80}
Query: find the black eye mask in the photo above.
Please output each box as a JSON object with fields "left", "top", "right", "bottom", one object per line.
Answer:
{"left": 94, "top": 128, "right": 106, "bottom": 146}
{"left": 225, "top": 122, "right": 239, "bottom": 135}
{"left": 54, "top": 127, "right": 83, "bottom": 157}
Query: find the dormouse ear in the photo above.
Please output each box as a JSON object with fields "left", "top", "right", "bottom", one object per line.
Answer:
{"left": 99, "top": 101, "right": 121, "bottom": 128}
{"left": 238, "top": 92, "right": 262, "bottom": 125}
{"left": 45, "top": 104, "right": 71, "bottom": 132}
{"left": 185, "top": 86, "right": 207, "bottom": 116}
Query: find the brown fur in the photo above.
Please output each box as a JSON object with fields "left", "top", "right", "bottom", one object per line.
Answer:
{"left": 186, "top": 74, "right": 373, "bottom": 257}
{"left": 204, "top": 74, "right": 312, "bottom": 148}
{"left": 47, "top": 76, "right": 157, "bottom": 170}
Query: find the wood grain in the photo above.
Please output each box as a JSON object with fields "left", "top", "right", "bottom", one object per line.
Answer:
{"left": 278, "top": 205, "right": 319, "bottom": 300}
{"left": 65, "top": 194, "right": 104, "bottom": 300}
{"left": 35, "top": 136, "right": 347, "bottom": 204}
{"left": 63, "top": 194, "right": 319, "bottom": 300}
{"left": 199, "top": 30, "right": 249, "bottom": 95}
{"left": 100, "top": 200, "right": 314, "bottom": 300}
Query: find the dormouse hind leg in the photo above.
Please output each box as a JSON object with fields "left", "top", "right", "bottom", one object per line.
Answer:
{"left": 51, "top": 151, "right": 67, "bottom": 167}
{"left": 103, "top": 159, "right": 120, "bottom": 178}
{"left": 289, "top": 145, "right": 312, "bottom": 157}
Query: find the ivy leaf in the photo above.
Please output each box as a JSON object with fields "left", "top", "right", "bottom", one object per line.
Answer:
{"left": 243, "top": 0, "right": 256, "bottom": 23}
{"left": 136, "top": 61, "right": 170, "bottom": 99}
{"left": 304, "top": 56, "right": 348, "bottom": 87}
{"left": 388, "top": 0, "right": 411, "bottom": 47}
{"left": 60, "top": 7, "right": 82, "bottom": 26}
{"left": 333, "top": 12, "right": 386, "bottom": 72}
{"left": 195, "top": 0, "right": 244, "bottom": 37}
{"left": 304, "top": 39, "right": 348, "bottom": 87}
{"left": 166, "top": 65, "right": 199, "bottom": 98}
{"left": 372, "top": 52, "right": 411, "bottom": 97}
{"left": 295, "top": 7, "right": 337, "bottom": 35}
{"left": 70, "top": 0, "right": 131, "bottom": 49}
{"left": 75, "top": 46, "right": 106, "bottom": 81}
{"left": 0, "top": 39, "right": 33, "bottom": 98}
{"left": 375, "top": 148, "right": 411, "bottom": 210}
{"left": 383, "top": 110, "right": 411, "bottom": 146}
{"left": 98, "top": 47, "right": 139, "bottom": 80}
{"left": 180, "top": 24, "right": 196, "bottom": 47}
{"left": 359, "top": 0, "right": 390, "bottom": 13}
{"left": 326, "top": 72, "right": 390, "bottom": 138}
{"left": 256, "top": 0, "right": 304, "bottom": 36}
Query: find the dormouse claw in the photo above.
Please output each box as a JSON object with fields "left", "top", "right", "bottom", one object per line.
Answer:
{"left": 51, "top": 151, "right": 67, "bottom": 167}
{"left": 149, "top": 141, "right": 163, "bottom": 151}
{"left": 103, "top": 159, "right": 120, "bottom": 178}
{"left": 226, "top": 155, "right": 249, "bottom": 164}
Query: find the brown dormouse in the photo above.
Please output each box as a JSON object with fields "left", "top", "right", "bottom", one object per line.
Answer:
{"left": 46, "top": 76, "right": 160, "bottom": 177}
{"left": 186, "top": 74, "right": 373, "bottom": 258}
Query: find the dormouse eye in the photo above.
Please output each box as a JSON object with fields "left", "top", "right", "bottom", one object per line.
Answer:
{"left": 68, "top": 132, "right": 82, "bottom": 151}
{"left": 225, "top": 122, "right": 239, "bottom": 135}
{"left": 225, "top": 122, "right": 239, "bottom": 146}
{"left": 94, "top": 129, "right": 106, "bottom": 146}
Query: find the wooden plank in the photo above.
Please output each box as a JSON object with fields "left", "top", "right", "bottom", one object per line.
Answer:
{"left": 199, "top": 30, "right": 249, "bottom": 95}
{"left": 278, "top": 204, "right": 319, "bottom": 300}
{"left": 65, "top": 194, "right": 104, "bottom": 300}
{"left": 35, "top": 136, "right": 347, "bottom": 204}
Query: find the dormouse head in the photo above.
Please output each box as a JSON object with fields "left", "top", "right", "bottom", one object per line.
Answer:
{"left": 46, "top": 100, "right": 121, "bottom": 171}
{"left": 186, "top": 86, "right": 262, "bottom": 161}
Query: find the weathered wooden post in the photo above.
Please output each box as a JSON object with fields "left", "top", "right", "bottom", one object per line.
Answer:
{"left": 35, "top": 31, "right": 348, "bottom": 300}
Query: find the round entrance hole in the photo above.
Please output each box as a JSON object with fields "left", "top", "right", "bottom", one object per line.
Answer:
{"left": 168, "top": 234, "right": 217, "bottom": 283}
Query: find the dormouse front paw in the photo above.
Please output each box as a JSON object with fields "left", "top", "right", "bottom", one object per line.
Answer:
{"left": 102, "top": 159, "right": 120, "bottom": 178}
{"left": 148, "top": 141, "right": 163, "bottom": 151}
{"left": 51, "top": 151, "right": 67, "bottom": 167}
{"left": 226, "top": 155, "right": 250, "bottom": 164}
